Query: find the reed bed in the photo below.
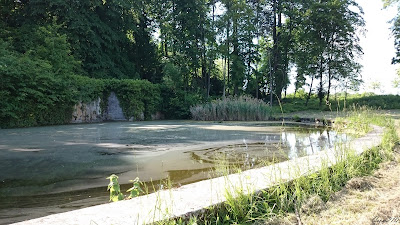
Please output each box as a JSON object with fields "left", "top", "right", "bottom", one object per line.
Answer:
{"left": 190, "top": 96, "right": 272, "bottom": 121}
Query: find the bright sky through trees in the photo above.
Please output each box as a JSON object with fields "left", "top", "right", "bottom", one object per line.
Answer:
{"left": 284, "top": 0, "right": 398, "bottom": 95}
{"left": 357, "top": 0, "right": 398, "bottom": 94}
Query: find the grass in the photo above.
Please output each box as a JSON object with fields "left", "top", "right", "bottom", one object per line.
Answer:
{"left": 190, "top": 96, "right": 272, "bottom": 121}
{"left": 190, "top": 93, "right": 400, "bottom": 122}
{"left": 297, "top": 148, "right": 400, "bottom": 225}
{"left": 334, "top": 106, "right": 391, "bottom": 136}
{"left": 277, "top": 92, "right": 400, "bottom": 114}
{"left": 161, "top": 109, "right": 399, "bottom": 224}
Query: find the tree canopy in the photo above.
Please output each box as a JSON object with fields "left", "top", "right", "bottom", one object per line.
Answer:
{"left": 0, "top": 0, "right": 368, "bottom": 126}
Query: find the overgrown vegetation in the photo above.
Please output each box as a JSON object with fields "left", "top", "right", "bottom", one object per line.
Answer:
{"left": 0, "top": 0, "right": 398, "bottom": 128}
{"left": 190, "top": 94, "right": 400, "bottom": 122}
{"left": 0, "top": 20, "right": 162, "bottom": 128}
{"left": 1, "top": 0, "right": 374, "bottom": 129}
{"left": 1, "top": 74, "right": 161, "bottom": 128}
{"left": 162, "top": 111, "right": 398, "bottom": 224}
{"left": 0, "top": 34, "right": 77, "bottom": 128}
{"left": 278, "top": 91, "right": 400, "bottom": 113}
{"left": 190, "top": 96, "right": 272, "bottom": 121}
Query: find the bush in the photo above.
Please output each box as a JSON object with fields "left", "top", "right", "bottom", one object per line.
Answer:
{"left": 107, "top": 79, "right": 161, "bottom": 120}
{"left": 0, "top": 39, "right": 75, "bottom": 128}
{"left": 0, "top": 37, "right": 161, "bottom": 128}
{"left": 160, "top": 87, "right": 203, "bottom": 119}
{"left": 0, "top": 24, "right": 86, "bottom": 128}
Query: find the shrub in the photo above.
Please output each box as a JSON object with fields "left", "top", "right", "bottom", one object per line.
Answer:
{"left": 160, "top": 87, "right": 203, "bottom": 119}
{"left": 0, "top": 39, "right": 75, "bottom": 128}
{"left": 107, "top": 79, "right": 161, "bottom": 120}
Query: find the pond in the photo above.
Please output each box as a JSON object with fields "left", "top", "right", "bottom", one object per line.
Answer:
{"left": 0, "top": 121, "right": 350, "bottom": 224}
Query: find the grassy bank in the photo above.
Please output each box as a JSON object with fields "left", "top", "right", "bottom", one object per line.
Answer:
{"left": 163, "top": 110, "right": 398, "bottom": 224}
{"left": 190, "top": 94, "right": 400, "bottom": 122}
{"left": 277, "top": 93, "right": 400, "bottom": 113}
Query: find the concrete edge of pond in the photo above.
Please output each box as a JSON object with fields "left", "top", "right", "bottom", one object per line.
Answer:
{"left": 13, "top": 126, "right": 384, "bottom": 225}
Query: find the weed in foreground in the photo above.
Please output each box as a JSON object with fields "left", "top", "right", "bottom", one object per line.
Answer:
{"left": 107, "top": 174, "right": 124, "bottom": 202}
{"left": 107, "top": 174, "right": 144, "bottom": 202}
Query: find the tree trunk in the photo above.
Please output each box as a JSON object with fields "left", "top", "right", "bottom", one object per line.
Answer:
{"left": 255, "top": 65, "right": 259, "bottom": 99}
{"left": 272, "top": 0, "right": 278, "bottom": 99}
{"left": 269, "top": 54, "right": 273, "bottom": 106}
{"left": 327, "top": 62, "right": 332, "bottom": 103}
{"left": 318, "top": 55, "right": 324, "bottom": 106}
{"left": 164, "top": 41, "right": 168, "bottom": 57}
{"left": 172, "top": 0, "right": 176, "bottom": 57}
{"left": 282, "top": 11, "right": 293, "bottom": 98}
{"left": 255, "top": 0, "right": 260, "bottom": 99}
{"left": 344, "top": 81, "right": 348, "bottom": 110}
{"left": 201, "top": 23, "right": 207, "bottom": 96}
{"left": 207, "top": 1, "right": 215, "bottom": 98}
{"left": 226, "top": 2, "right": 231, "bottom": 96}
{"left": 232, "top": 8, "right": 239, "bottom": 96}
{"left": 306, "top": 75, "right": 314, "bottom": 106}
{"left": 272, "top": 0, "right": 283, "bottom": 101}
{"left": 223, "top": 56, "right": 226, "bottom": 97}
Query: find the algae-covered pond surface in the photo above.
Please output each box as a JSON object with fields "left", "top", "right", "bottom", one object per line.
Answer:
{"left": 0, "top": 121, "right": 349, "bottom": 224}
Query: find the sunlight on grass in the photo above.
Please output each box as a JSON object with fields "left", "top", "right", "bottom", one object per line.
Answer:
{"left": 162, "top": 109, "right": 399, "bottom": 224}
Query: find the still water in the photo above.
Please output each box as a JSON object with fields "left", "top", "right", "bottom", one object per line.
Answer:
{"left": 0, "top": 121, "right": 349, "bottom": 224}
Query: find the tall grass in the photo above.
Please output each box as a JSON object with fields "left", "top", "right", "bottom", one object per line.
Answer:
{"left": 190, "top": 96, "right": 272, "bottom": 121}
{"left": 278, "top": 93, "right": 400, "bottom": 113}
{"left": 163, "top": 111, "right": 398, "bottom": 224}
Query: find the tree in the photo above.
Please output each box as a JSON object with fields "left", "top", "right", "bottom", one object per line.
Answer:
{"left": 370, "top": 81, "right": 383, "bottom": 94}
{"left": 292, "top": 0, "right": 364, "bottom": 106}
{"left": 383, "top": 0, "right": 400, "bottom": 64}
{"left": 218, "top": 0, "right": 268, "bottom": 97}
{"left": 4, "top": 0, "right": 150, "bottom": 79}
{"left": 133, "top": 0, "right": 162, "bottom": 83}
{"left": 394, "top": 68, "right": 400, "bottom": 88}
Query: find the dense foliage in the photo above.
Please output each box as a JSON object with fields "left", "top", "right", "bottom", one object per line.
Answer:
{"left": 0, "top": 25, "right": 78, "bottom": 128}
{"left": 108, "top": 79, "right": 160, "bottom": 120}
{"left": 0, "top": 0, "right": 384, "bottom": 127}
{"left": 1, "top": 60, "right": 161, "bottom": 128}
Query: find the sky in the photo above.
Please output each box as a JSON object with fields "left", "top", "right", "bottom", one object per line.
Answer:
{"left": 355, "top": 0, "right": 398, "bottom": 94}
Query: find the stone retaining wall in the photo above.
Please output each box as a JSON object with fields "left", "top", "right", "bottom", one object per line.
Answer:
{"left": 71, "top": 98, "right": 102, "bottom": 123}
{"left": 70, "top": 92, "right": 129, "bottom": 123}
{"left": 70, "top": 92, "right": 162, "bottom": 123}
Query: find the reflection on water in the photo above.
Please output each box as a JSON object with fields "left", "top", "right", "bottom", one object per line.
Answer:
{"left": 0, "top": 121, "right": 349, "bottom": 224}
{"left": 283, "top": 129, "right": 347, "bottom": 159}
{"left": 187, "top": 129, "right": 348, "bottom": 170}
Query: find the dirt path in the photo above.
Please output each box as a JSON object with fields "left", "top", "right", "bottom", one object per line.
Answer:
{"left": 297, "top": 148, "right": 400, "bottom": 225}
{"left": 273, "top": 151, "right": 400, "bottom": 225}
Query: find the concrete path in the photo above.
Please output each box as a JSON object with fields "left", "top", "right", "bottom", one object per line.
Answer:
{"left": 13, "top": 126, "right": 383, "bottom": 225}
